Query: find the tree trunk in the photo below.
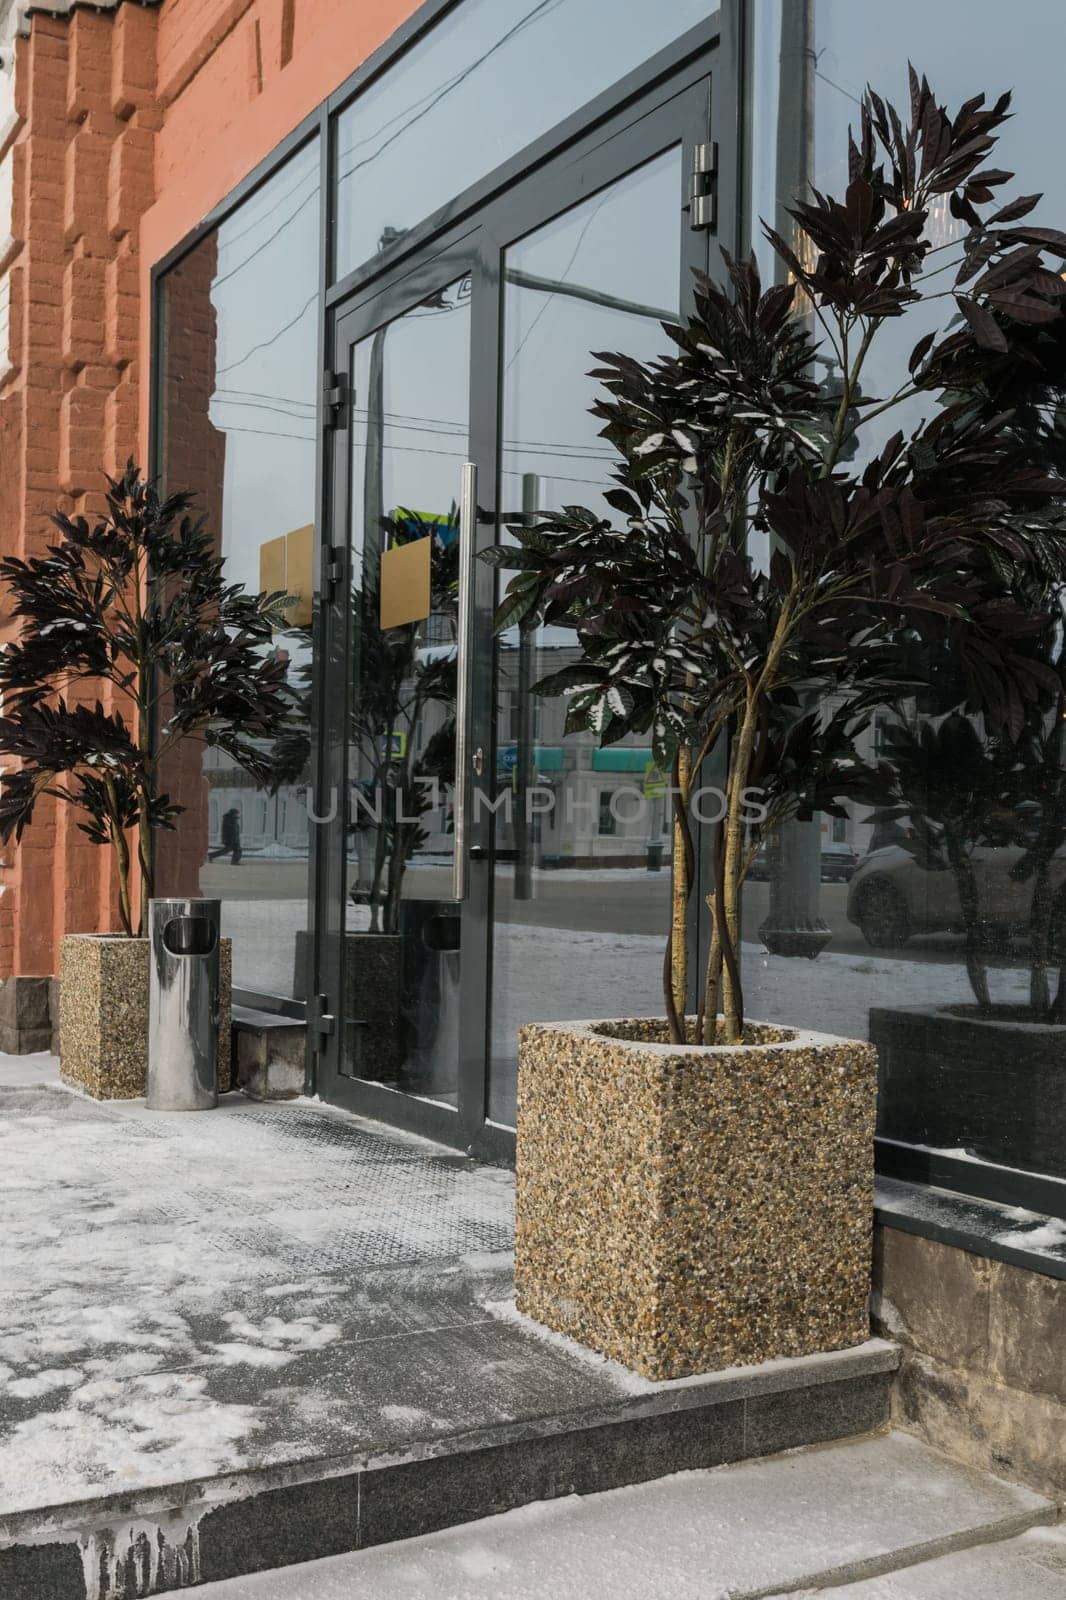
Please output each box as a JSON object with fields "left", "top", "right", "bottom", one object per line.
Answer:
{"left": 720, "top": 701, "right": 758, "bottom": 1042}
{"left": 136, "top": 792, "right": 153, "bottom": 939}
{"left": 667, "top": 746, "right": 692, "bottom": 1036}
{"left": 945, "top": 830, "right": 991, "bottom": 1012}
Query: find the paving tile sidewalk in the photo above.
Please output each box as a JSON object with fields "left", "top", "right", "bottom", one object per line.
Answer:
{"left": 0, "top": 1055, "right": 527, "bottom": 1518}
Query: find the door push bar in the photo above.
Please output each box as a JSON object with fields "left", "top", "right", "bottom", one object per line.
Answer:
{"left": 452, "top": 461, "right": 478, "bottom": 901}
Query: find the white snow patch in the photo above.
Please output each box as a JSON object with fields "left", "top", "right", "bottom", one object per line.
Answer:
{"left": 5, "top": 1366, "right": 84, "bottom": 1399}
{"left": 218, "top": 1311, "right": 343, "bottom": 1352}
{"left": 380, "top": 1404, "right": 436, "bottom": 1429}
{"left": 2, "top": 1371, "right": 263, "bottom": 1513}
{"left": 455, "top": 1545, "right": 515, "bottom": 1579}
{"left": 209, "top": 1342, "right": 296, "bottom": 1370}
{"left": 993, "top": 1218, "right": 1066, "bottom": 1252}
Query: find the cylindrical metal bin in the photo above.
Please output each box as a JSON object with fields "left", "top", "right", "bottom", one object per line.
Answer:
{"left": 147, "top": 898, "right": 221, "bottom": 1111}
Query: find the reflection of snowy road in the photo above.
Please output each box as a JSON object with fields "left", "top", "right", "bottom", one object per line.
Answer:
{"left": 216, "top": 894, "right": 1028, "bottom": 1047}
{"left": 491, "top": 924, "right": 1031, "bottom": 1049}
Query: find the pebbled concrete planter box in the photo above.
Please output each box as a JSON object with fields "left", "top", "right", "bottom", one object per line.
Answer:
{"left": 871, "top": 1003, "right": 1066, "bottom": 1178}
{"left": 515, "top": 1017, "right": 877, "bottom": 1380}
{"left": 58, "top": 933, "right": 232, "bottom": 1100}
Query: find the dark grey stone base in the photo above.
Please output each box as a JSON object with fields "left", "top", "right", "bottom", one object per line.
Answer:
{"left": 0, "top": 975, "right": 54, "bottom": 1054}
{"left": 871, "top": 1004, "right": 1066, "bottom": 1179}
{"left": 0, "top": 1348, "right": 895, "bottom": 1597}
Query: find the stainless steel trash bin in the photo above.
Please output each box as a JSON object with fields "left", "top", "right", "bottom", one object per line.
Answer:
{"left": 147, "top": 898, "right": 221, "bottom": 1111}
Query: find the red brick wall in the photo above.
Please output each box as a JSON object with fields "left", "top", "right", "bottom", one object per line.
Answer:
{"left": 0, "top": 0, "right": 420, "bottom": 978}
{"left": 0, "top": 3, "right": 160, "bottom": 973}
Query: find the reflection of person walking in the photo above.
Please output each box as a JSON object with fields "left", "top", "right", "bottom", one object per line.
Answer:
{"left": 209, "top": 807, "right": 242, "bottom": 865}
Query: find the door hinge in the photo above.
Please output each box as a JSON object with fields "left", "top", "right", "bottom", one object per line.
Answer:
{"left": 690, "top": 141, "right": 718, "bottom": 231}
{"left": 310, "top": 992, "right": 336, "bottom": 1047}
{"left": 323, "top": 370, "right": 351, "bottom": 428}
{"left": 323, "top": 543, "right": 346, "bottom": 601}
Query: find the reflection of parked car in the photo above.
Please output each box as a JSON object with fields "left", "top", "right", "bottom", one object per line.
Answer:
{"left": 846, "top": 843, "right": 1066, "bottom": 949}
{"left": 746, "top": 840, "right": 858, "bottom": 883}
{"left": 821, "top": 843, "right": 859, "bottom": 883}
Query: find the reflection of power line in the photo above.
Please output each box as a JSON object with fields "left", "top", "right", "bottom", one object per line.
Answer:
{"left": 196, "top": 0, "right": 545, "bottom": 301}
{"left": 215, "top": 290, "right": 318, "bottom": 376}
{"left": 214, "top": 387, "right": 316, "bottom": 411}
{"left": 215, "top": 425, "right": 315, "bottom": 443}
{"left": 814, "top": 67, "right": 862, "bottom": 109}
{"left": 213, "top": 394, "right": 317, "bottom": 420}
{"left": 211, "top": 188, "right": 319, "bottom": 291}
{"left": 506, "top": 267, "right": 674, "bottom": 325}
{"left": 503, "top": 192, "right": 609, "bottom": 373}
{"left": 210, "top": 392, "right": 617, "bottom": 458}
{"left": 334, "top": 0, "right": 562, "bottom": 190}
{"left": 214, "top": 423, "right": 609, "bottom": 487}
{"left": 348, "top": 433, "right": 620, "bottom": 467}
{"left": 217, "top": 164, "right": 319, "bottom": 255}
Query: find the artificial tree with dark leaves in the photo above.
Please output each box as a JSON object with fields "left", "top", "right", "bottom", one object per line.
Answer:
{"left": 262, "top": 507, "right": 460, "bottom": 935}
{"left": 871, "top": 638, "right": 1066, "bottom": 1024}
{"left": 348, "top": 507, "right": 459, "bottom": 934}
{"left": 486, "top": 67, "right": 1066, "bottom": 1046}
{"left": 866, "top": 296, "right": 1066, "bottom": 1023}
{"left": 0, "top": 462, "right": 297, "bottom": 937}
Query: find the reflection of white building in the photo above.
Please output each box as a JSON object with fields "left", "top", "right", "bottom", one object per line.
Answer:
{"left": 204, "top": 746, "right": 311, "bottom": 860}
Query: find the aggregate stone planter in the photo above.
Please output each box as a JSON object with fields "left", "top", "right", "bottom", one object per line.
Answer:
{"left": 515, "top": 1017, "right": 877, "bottom": 1381}
{"left": 871, "top": 1003, "right": 1066, "bottom": 1179}
{"left": 58, "top": 933, "right": 232, "bottom": 1100}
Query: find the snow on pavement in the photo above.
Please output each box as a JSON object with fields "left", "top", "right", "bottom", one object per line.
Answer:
{"left": 0, "top": 1075, "right": 515, "bottom": 1514}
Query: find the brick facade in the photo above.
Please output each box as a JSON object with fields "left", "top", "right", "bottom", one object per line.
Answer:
{"left": 0, "top": 1, "right": 161, "bottom": 976}
{"left": 0, "top": 0, "right": 416, "bottom": 979}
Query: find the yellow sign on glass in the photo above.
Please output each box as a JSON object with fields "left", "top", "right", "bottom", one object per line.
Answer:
{"left": 380, "top": 538, "right": 431, "bottom": 631}
{"left": 259, "top": 524, "right": 314, "bottom": 628}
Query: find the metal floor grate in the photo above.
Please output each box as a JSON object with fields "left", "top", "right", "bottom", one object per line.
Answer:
{"left": 1, "top": 1087, "right": 514, "bottom": 1276}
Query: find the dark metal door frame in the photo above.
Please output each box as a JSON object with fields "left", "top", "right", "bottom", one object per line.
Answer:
{"left": 311, "top": 59, "right": 720, "bottom": 1156}
{"left": 314, "top": 226, "right": 491, "bottom": 1153}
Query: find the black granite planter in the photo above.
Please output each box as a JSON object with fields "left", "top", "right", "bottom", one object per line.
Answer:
{"left": 870, "top": 1003, "right": 1066, "bottom": 1178}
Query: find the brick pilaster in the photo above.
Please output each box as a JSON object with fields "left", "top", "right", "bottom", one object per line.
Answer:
{"left": 0, "top": 3, "right": 160, "bottom": 975}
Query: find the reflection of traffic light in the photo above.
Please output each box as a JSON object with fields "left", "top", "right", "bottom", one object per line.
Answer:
{"left": 820, "top": 361, "right": 863, "bottom": 463}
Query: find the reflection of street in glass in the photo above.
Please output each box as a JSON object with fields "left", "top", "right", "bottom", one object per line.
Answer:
{"left": 205, "top": 854, "right": 1042, "bottom": 1009}
{"left": 207, "top": 807, "right": 243, "bottom": 866}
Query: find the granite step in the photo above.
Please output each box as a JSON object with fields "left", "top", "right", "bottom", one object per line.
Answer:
{"left": 0, "top": 1339, "right": 898, "bottom": 1598}
{"left": 132, "top": 1431, "right": 1060, "bottom": 1600}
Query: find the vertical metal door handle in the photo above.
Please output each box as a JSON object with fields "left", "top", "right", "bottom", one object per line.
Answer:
{"left": 452, "top": 462, "right": 477, "bottom": 901}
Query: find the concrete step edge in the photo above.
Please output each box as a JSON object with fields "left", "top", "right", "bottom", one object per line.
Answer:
{"left": 753, "top": 1501, "right": 1061, "bottom": 1600}
{"left": 0, "top": 1340, "right": 900, "bottom": 1545}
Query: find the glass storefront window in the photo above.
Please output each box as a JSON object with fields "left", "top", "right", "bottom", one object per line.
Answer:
{"left": 157, "top": 137, "right": 320, "bottom": 1000}
{"left": 489, "top": 146, "right": 683, "bottom": 1125}
{"left": 332, "top": 0, "right": 707, "bottom": 280}
{"left": 745, "top": 2, "right": 1066, "bottom": 1187}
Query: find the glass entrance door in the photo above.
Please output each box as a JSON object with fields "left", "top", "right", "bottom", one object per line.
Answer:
{"left": 315, "top": 70, "right": 713, "bottom": 1149}
{"left": 316, "top": 234, "right": 493, "bottom": 1144}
